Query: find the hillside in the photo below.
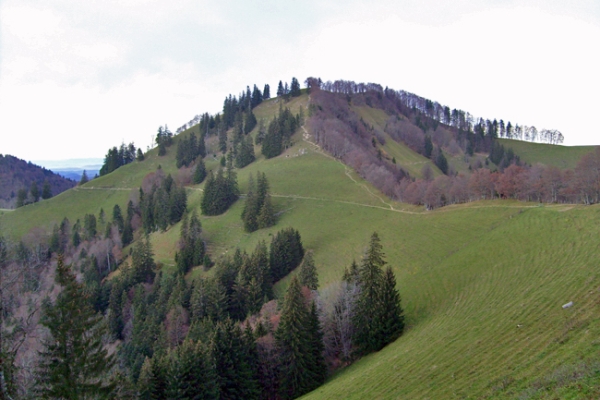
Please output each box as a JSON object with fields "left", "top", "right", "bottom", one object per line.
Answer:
{"left": 1, "top": 86, "right": 599, "bottom": 398}
{"left": 0, "top": 154, "right": 76, "bottom": 209}
{"left": 498, "top": 138, "right": 596, "bottom": 169}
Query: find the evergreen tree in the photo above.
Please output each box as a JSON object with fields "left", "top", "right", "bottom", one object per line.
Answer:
{"left": 42, "top": 179, "right": 52, "bottom": 199}
{"left": 130, "top": 237, "right": 156, "bottom": 284}
{"left": 263, "top": 83, "right": 270, "bottom": 99}
{"left": 275, "top": 276, "right": 313, "bottom": 399}
{"left": 213, "top": 319, "right": 259, "bottom": 399}
{"left": 112, "top": 204, "right": 124, "bottom": 233}
{"left": 165, "top": 339, "right": 218, "bottom": 399}
{"left": 158, "top": 141, "right": 167, "bottom": 156}
{"left": 435, "top": 148, "right": 448, "bottom": 174}
{"left": 277, "top": 80, "right": 284, "bottom": 97}
{"left": 137, "top": 355, "right": 167, "bottom": 400}
{"left": 136, "top": 148, "right": 145, "bottom": 161}
{"left": 79, "top": 171, "right": 89, "bottom": 185}
{"left": 290, "top": 77, "right": 301, "bottom": 97}
{"left": 235, "top": 135, "right": 255, "bottom": 168}
{"left": 352, "top": 232, "right": 403, "bottom": 355}
{"left": 298, "top": 251, "right": 319, "bottom": 290}
{"left": 256, "top": 194, "right": 275, "bottom": 229}
{"left": 424, "top": 135, "right": 433, "bottom": 158}
{"left": 378, "top": 267, "right": 405, "bottom": 345}
{"left": 16, "top": 188, "right": 27, "bottom": 208}
{"left": 193, "top": 157, "right": 207, "bottom": 184}
{"left": 306, "top": 301, "right": 327, "bottom": 388}
{"left": 241, "top": 174, "right": 259, "bottom": 232}
{"left": 36, "top": 255, "right": 115, "bottom": 399}
{"left": 30, "top": 181, "right": 40, "bottom": 202}
{"left": 353, "top": 232, "right": 385, "bottom": 355}
{"left": 269, "top": 228, "right": 304, "bottom": 282}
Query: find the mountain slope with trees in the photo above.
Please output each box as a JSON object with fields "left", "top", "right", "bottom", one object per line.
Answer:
{"left": 0, "top": 154, "right": 76, "bottom": 209}
{"left": 1, "top": 77, "right": 599, "bottom": 399}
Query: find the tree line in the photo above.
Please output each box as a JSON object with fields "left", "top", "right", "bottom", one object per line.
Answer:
{"left": 100, "top": 142, "right": 143, "bottom": 176}
{"left": 395, "top": 148, "right": 600, "bottom": 208}
{"left": 311, "top": 78, "right": 564, "bottom": 145}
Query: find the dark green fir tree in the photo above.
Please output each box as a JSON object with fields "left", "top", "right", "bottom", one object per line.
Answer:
{"left": 36, "top": 255, "right": 115, "bottom": 399}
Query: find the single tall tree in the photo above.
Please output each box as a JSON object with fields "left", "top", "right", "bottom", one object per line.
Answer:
{"left": 275, "top": 276, "right": 314, "bottom": 399}
{"left": 36, "top": 255, "right": 115, "bottom": 399}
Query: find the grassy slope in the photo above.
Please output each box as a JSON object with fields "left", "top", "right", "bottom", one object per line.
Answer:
{"left": 2, "top": 95, "right": 599, "bottom": 398}
{"left": 353, "top": 105, "right": 442, "bottom": 179}
{"left": 499, "top": 139, "right": 596, "bottom": 169}
{"left": 305, "top": 204, "right": 600, "bottom": 399}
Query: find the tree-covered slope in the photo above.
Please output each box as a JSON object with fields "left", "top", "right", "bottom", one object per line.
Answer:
{"left": 0, "top": 154, "right": 76, "bottom": 209}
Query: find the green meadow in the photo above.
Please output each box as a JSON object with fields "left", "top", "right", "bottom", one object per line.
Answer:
{"left": 498, "top": 138, "right": 595, "bottom": 170}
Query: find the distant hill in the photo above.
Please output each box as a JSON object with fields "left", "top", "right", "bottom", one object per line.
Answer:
{"left": 0, "top": 154, "right": 76, "bottom": 208}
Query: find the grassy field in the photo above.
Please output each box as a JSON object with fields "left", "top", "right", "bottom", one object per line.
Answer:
{"left": 2, "top": 96, "right": 599, "bottom": 398}
{"left": 499, "top": 139, "right": 595, "bottom": 169}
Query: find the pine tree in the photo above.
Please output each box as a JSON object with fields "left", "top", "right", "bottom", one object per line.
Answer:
{"left": 158, "top": 141, "right": 167, "bottom": 156}
{"left": 165, "top": 339, "right": 218, "bottom": 399}
{"left": 241, "top": 174, "right": 259, "bottom": 232}
{"left": 290, "top": 77, "right": 301, "bottom": 97}
{"left": 298, "top": 251, "right": 319, "bottom": 290}
{"left": 213, "top": 319, "right": 259, "bottom": 399}
{"left": 424, "top": 135, "right": 433, "bottom": 158}
{"left": 42, "top": 179, "right": 52, "bottom": 199}
{"left": 79, "top": 171, "right": 89, "bottom": 185}
{"left": 136, "top": 148, "right": 145, "bottom": 161}
{"left": 30, "top": 181, "right": 40, "bottom": 202}
{"left": 193, "top": 157, "right": 207, "bottom": 184}
{"left": 275, "top": 276, "right": 313, "bottom": 399}
{"left": 435, "top": 148, "right": 448, "bottom": 174}
{"left": 277, "top": 80, "right": 284, "bottom": 97}
{"left": 378, "top": 267, "right": 405, "bottom": 345}
{"left": 36, "top": 255, "right": 115, "bottom": 399}
{"left": 256, "top": 194, "right": 275, "bottom": 229}
{"left": 353, "top": 232, "right": 385, "bottom": 355}
{"left": 306, "top": 301, "right": 327, "bottom": 389}
{"left": 263, "top": 84, "right": 270, "bottom": 99}
{"left": 16, "top": 188, "right": 27, "bottom": 208}
{"left": 130, "top": 237, "right": 156, "bottom": 284}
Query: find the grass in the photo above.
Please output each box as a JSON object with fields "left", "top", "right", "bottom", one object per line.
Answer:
{"left": 2, "top": 96, "right": 599, "bottom": 399}
{"left": 498, "top": 139, "right": 596, "bottom": 170}
{"left": 353, "top": 105, "right": 441, "bottom": 178}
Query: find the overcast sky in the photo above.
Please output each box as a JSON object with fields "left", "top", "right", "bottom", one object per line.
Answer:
{"left": 1, "top": 0, "right": 599, "bottom": 163}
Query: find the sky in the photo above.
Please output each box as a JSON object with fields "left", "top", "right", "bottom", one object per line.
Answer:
{"left": 1, "top": 0, "right": 599, "bottom": 163}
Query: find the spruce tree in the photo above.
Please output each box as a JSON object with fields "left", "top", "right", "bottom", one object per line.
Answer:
{"left": 79, "top": 171, "right": 89, "bottom": 185}
{"left": 306, "top": 301, "right": 327, "bottom": 389}
{"left": 298, "top": 251, "right": 319, "bottom": 290}
{"left": 241, "top": 174, "right": 259, "bottom": 232}
{"left": 165, "top": 340, "right": 218, "bottom": 399}
{"left": 256, "top": 194, "right": 275, "bottom": 229}
{"left": 30, "top": 181, "right": 40, "bottom": 202}
{"left": 193, "top": 157, "right": 207, "bottom": 184}
{"left": 263, "top": 83, "right": 270, "bottom": 99}
{"left": 378, "top": 267, "right": 405, "bottom": 346}
{"left": 36, "top": 255, "right": 115, "bottom": 399}
{"left": 42, "top": 179, "right": 52, "bottom": 199}
{"left": 213, "top": 319, "right": 259, "bottom": 399}
{"left": 353, "top": 232, "right": 385, "bottom": 355}
{"left": 136, "top": 148, "right": 145, "bottom": 161}
{"left": 275, "top": 276, "right": 313, "bottom": 399}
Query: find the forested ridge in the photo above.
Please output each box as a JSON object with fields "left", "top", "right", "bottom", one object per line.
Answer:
{"left": 0, "top": 154, "right": 76, "bottom": 209}
{"left": 306, "top": 78, "right": 598, "bottom": 209}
